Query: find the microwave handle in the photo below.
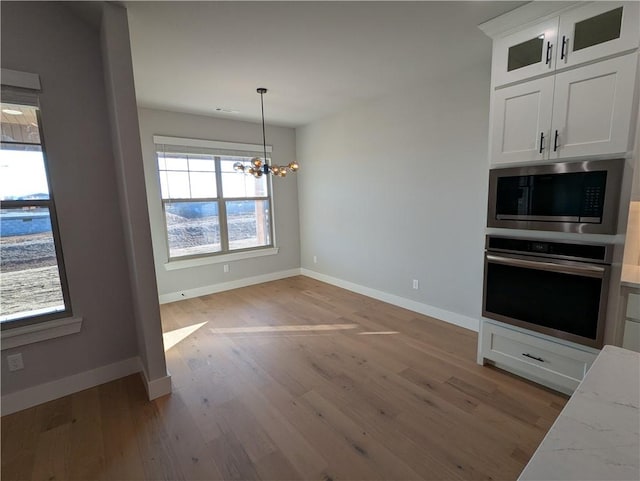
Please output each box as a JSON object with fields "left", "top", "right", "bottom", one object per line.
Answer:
{"left": 486, "top": 254, "right": 605, "bottom": 278}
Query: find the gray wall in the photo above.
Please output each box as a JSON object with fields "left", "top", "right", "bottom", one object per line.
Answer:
{"left": 1, "top": 2, "right": 140, "bottom": 393}
{"left": 138, "top": 108, "right": 301, "bottom": 297}
{"left": 297, "top": 61, "right": 492, "bottom": 323}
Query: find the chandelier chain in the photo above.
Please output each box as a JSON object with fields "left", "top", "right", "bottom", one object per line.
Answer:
{"left": 260, "top": 89, "right": 268, "bottom": 166}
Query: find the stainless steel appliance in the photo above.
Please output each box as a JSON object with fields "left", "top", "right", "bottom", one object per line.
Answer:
{"left": 487, "top": 159, "right": 623, "bottom": 234}
{"left": 483, "top": 236, "right": 612, "bottom": 348}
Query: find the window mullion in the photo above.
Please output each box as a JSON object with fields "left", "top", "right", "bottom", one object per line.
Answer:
{"left": 0, "top": 199, "right": 51, "bottom": 209}
{"left": 186, "top": 155, "right": 193, "bottom": 198}
{"left": 214, "top": 156, "right": 229, "bottom": 252}
{"left": 161, "top": 199, "right": 172, "bottom": 261}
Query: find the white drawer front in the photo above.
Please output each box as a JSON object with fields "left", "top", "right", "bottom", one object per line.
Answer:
{"left": 481, "top": 322, "right": 597, "bottom": 394}
{"left": 490, "top": 333, "right": 587, "bottom": 381}
{"left": 627, "top": 293, "right": 640, "bottom": 320}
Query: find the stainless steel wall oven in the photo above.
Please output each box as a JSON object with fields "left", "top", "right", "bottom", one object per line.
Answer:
{"left": 483, "top": 236, "right": 612, "bottom": 348}
{"left": 487, "top": 159, "right": 623, "bottom": 234}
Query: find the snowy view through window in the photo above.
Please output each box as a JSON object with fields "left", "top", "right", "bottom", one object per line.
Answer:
{"left": 1, "top": 104, "right": 67, "bottom": 322}
{"left": 157, "top": 150, "right": 272, "bottom": 259}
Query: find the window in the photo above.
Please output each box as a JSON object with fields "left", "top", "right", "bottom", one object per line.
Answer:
{"left": 0, "top": 100, "right": 71, "bottom": 325}
{"left": 155, "top": 137, "right": 274, "bottom": 260}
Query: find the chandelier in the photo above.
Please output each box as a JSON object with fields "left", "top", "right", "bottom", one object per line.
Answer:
{"left": 233, "top": 88, "right": 299, "bottom": 178}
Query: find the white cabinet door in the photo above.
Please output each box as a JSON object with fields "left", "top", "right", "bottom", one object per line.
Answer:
{"left": 491, "top": 76, "right": 554, "bottom": 164}
{"left": 493, "top": 18, "right": 559, "bottom": 87}
{"left": 557, "top": 1, "right": 640, "bottom": 70}
{"left": 622, "top": 320, "right": 640, "bottom": 352}
{"left": 628, "top": 293, "right": 640, "bottom": 320}
{"left": 550, "top": 53, "right": 638, "bottom": 160}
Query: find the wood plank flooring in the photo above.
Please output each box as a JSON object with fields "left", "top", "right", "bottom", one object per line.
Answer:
{"left": 1, "top": 276, "right": 568, "bottom": 481}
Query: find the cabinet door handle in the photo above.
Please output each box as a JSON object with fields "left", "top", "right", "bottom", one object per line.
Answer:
{"left": 553, "top": 130, "right": 559, "bottom": 151}
{"left": 545, "top": 41, "right": 552, "bottom": 65}
{"left": 539, "top": 132, "right": 545, "bottom": 153}
{"left": 522, "top": 353, "right": 545, "bottom": 363}
{"left": 561, "top": 36, "right": 567, "bottom": 60}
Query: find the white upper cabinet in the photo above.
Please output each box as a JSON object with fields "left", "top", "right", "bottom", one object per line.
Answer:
{"left": 493, "top": 18, "right": 559, "bottom": 87}
{"left": 491, "top": 2, "right": 639, "bottom": 88}
{"left": 557, "top": 2, "right": 640, "bottom": 69}
{"left": 491, "top": 76, "right": 554, "bottom": 164}
{"left": 492, "top": 52, "right": 638, "bottom": 164}
{"left": 550, "top": 53, "right": 638, "bottom": 159}
{"left": 486, "top": 1, "right": 639, "bottom": 164}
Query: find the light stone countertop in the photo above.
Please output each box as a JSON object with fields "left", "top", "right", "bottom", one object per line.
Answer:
{"left": 518, "top": 345, "right": 640, "bottom": 481}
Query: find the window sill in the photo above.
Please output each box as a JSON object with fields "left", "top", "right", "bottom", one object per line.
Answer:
{"left": 164, "top": 247, "right": 279, "bottom": 271}
{"left": 1, "top": 316, "right": 83, "bottom": 351}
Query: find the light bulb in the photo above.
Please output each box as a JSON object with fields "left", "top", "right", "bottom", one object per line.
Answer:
{"left": 270, "top": 166, "right": 280, "bottom": 175}
{"left": 278, "top": 169, "right": 287, "bottom": 177}
{"left": 253, "top": 170, "right": 263, "bottom": 178}
{"left": 288, "top": 161, "right": 299, "bottom": 172}
{"left": 233, "top": 162, "right": 245, "bottom": 172}
{"left": 251, "top": 157, "right": 263, "bottom": 168}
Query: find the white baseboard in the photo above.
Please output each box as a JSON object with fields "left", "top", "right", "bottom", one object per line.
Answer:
{"left": 1, "top": 356, "right": 141, "bottom": 416}
{"left": 158, "top": 268, "right": 302, "bottom": 304}
{"left": 300, "top": 268, "right": 479, "bottom": 332}
{"left": 139, "top": 359, "right": 172, "bottom": 400}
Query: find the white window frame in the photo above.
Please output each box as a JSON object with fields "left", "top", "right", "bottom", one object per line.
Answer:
{"left": 1, "top": 70, "right": 82, "bottom": 347}
{"left": 154, "top": 135, "right": 278, "bottom": 268}
{"left": 1, "top": 89, "right": 73, "bottom": 329}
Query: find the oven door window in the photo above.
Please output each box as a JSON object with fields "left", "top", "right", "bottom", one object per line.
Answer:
{"left": 485, "top": 261, "right": 602, "bottom": 340}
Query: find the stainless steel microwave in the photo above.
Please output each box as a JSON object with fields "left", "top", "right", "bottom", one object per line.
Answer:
{"left": 487, "top": 159, "right": 624, "bottom": 234}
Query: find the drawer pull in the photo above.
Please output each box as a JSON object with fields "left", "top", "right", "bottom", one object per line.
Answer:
{"left": 522, "top": 353, "right": 545, "bottom": 363}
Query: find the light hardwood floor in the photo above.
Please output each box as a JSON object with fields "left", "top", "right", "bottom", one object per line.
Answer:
{"left": 1, "top": 276, "right": 567, "bottom": 481}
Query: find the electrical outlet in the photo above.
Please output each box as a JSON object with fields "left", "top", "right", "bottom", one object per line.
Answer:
{"left": 7, "top": 353, "right": 24, "bottom": 371}
{"left": 223, "top": 264, "right": 230, "bottom": 273}
{"left": 412, "top": 279, "right": 419, "bottom": 290}
{"left": 313, "top": 255, "right": 318, "bottom": 264}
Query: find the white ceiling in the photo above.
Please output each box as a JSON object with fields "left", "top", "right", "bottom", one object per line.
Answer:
{"left": 126, "top": 1, "right": 523, "bottom": 128}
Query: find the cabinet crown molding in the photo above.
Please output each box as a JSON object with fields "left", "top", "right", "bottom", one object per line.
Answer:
{"left": 479, "top": 1, "right": 578, "bottom": 39}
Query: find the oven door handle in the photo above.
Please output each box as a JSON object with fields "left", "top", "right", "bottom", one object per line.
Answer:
{"left": 486, "top": 254, "right": 606, "bottom": 278}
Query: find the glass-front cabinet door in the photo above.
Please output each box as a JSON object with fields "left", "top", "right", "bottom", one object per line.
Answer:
{"left": 557, "top": 1, "right": 639, "bottom": 69}
{"left": 492, "top": 18, "right": 558, "bottom": 87}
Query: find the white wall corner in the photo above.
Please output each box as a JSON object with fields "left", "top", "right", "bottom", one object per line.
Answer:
{"left": 0, "top": 356, "right": 141, "bottom": 416}
{"left": 158, "top": 268, "right": 302, "bottom": 304}
{"left": 138, "top": 358, "right": 172, "bottom": 400}
{"left": 300, "top": 268, "right": 480, "bottom": 332}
